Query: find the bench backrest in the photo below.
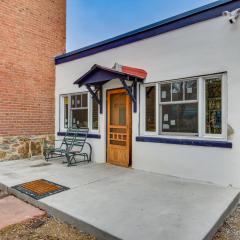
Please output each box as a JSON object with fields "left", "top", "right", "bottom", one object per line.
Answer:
{"left": 61, "top": 128, "right": 89, "bottom": 151}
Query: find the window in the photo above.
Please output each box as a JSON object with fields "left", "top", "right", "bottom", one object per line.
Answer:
{"left": 161, "top": 103, "right": 198, "bottom": 134}
{"left": 63, "top": 96, "right": 69, "bottom": 128}
{"left": 160, "top": 83, "right": 171, "bottom": 102}
{"left": 70, "top": 93, "right": 88, "bottom": 129}
{"left": 142, "top": 73, "right": 226, "bottom": 139}
{"left": 145, "top": 86, "right": 156, "bottom": 131}
{"left": 205, "top": 77, "right": 222, "bottom": 135}
{"left": 160, "top": 79, "right": 198, "bottom": 135}
{"left": 61, "top": 92, "right": 99, "bottom": 131}
{"left": 92, "top": 98, "right": 99, "bottom": 130}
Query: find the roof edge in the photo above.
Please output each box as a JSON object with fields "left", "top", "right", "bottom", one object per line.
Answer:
{"left": 56, "top": 0, "right": 237, "bottom": 65}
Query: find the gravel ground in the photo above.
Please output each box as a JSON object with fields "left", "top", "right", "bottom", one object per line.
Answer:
{"left": 0, "top": 189, "right": 8, "bottom": 199}
{"left": 213, "top": 204, "right": 240, "bottom": 240}
{"left": 0, "top": 215, "right": 96, "bottom": 240}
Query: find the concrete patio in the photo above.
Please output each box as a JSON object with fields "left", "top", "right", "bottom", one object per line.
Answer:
{"left": 0, "top": 158, "right": 239, "bottom": 240}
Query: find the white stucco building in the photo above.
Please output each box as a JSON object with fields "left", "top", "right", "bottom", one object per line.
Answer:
{"left": 55, "top": 0, "right": 240, "bottom": 187}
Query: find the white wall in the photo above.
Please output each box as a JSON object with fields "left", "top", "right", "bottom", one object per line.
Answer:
{"left": 56, "top": 16, "right": 240, "bottom": 187}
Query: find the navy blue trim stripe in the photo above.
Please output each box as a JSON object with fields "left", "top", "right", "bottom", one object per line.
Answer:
{"left": 136, "top": 136, "right": 232, "bottom": 148}
{"left": 55, "top": 0, "right": 239, "bottom": 65}
{"left": 57, "top": 131, "right": 101, "bottom": 139}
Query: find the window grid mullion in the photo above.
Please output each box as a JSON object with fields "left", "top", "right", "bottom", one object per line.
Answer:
{"left": 67, "top": 94, "right": 69, "bottom": 129}
{"left": 183, "top": 81, "right": 185, "bottom": 101}
{"left": 160, "top": 100, "right": 198, "bottom": 105}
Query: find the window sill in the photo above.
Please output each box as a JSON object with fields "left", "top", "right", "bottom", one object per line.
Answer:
{"left": 136, "top": 136, "right": 232, "bottom": 148}
{"left": 57, "top": 132, "right": 101, "bottom": 139}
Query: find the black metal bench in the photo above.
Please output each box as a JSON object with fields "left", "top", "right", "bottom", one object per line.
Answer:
{"left": 44, "top": 128, "right": 92, "bottom": 166}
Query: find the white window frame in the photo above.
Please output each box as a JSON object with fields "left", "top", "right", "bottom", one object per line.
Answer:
{"left": 60, "top": 92, "right": 99, "bottom": 133}
{"left": 61, "top": 95, "right": 69, "bottom": 130}
{"left": 142, "top": 83, "right": 159, "bottom": 135}
{"left": 202, "top": 73, "right": 227, "bottom": 139}
{"left": 141, "top": 73, "right": 227, "bottom": 140}
{"left": 159, "top": 78, "right": 199, "bottom": 136}
{"left": 70, "top": 92, "right": 88, "bottom": 129}
{"left": 90, "top": 95, "right": 100, "bottom": 133}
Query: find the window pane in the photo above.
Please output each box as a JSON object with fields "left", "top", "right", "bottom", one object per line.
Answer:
{"left": 92, "top": 98, "right": 98, "bottom": 130}
{"left": 145, "top": 86, "right": 156, "bottom": 131}
{"left": 82, "top": 94, "right": 88, "bottom": 107}
{"left": 76, "top": 95, "right": 81, "bottom": 108}
{"left": 110, "top": 93, "right": 126, "bottom": 125}
{"left": 205, "top": 78, "right": 222, "bottom": 134}
{"left": 185, "top": 80, "right": 197, "bottom": 100}
{"left": 71, "top": 109, "right": 88, "bottom": 128}
{"left": 71, "top": 96, "right": 76, "bottom": 108}
{"left": 162, "top": 103, "right": 198, "bottom": 133}
{"left": 64, "top": 96, "right": 69, "bottom": 128}
{"left": 172, "top": 82, "right": 183, "bottom": 101}
{"left": 160, "top": 83, "right": 171, "bottom": 102}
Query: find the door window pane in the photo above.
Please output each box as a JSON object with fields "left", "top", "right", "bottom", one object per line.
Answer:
{"left": 162, "top": 103, "right": 198, "bottom": 133}
{"left": 205, "top": 78, "right": 222, "bottom": 134}
{"left": 145, "top": 86, "right": 156, "bottom": 131}
{"left": 160, "top": 83, "right": 171, "bottom": 102}
{"left": 92, "top": 98, "right": 98, "bottom": 130}
{"left": 82, "top": 94, "right": 88, "bottom": 107}
{"left": 185, "top": 80, "right": 197, "bottom": 100}
{"left": 172, "top": 82, "right": 183, "bottom": 101}
{"left": 64, "top": 96, "right": 69, "bottom": 128}
{"left": 76, "top": 95, "right": 81, "bottom": 108}
{"left": 110, "top": 93, "right": 126, "bottom": 126}
{"left": 71, "top": 109, "right": 88, "bottom": 128}
{"left": 71, "top": 96, "right": 76, "bottom": 108}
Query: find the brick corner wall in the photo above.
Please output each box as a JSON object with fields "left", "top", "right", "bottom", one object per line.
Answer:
{"left": 0, "top": 0, "right": 66, "bottom": 160}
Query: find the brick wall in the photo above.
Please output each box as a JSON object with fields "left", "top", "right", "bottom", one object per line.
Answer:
{"left": 0, "top": 0, "right": 66, "bottom": 159}
{"left": 0, "top": 0, "right": 65, "bottom": 136}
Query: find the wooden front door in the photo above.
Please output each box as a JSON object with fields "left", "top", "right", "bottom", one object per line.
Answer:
{"left": 107, "top": 89, "right": 132, "bottom": 167}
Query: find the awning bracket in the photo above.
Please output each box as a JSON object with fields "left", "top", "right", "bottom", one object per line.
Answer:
{"left": 86, "top": 84, "right": 103, "bottom": 114}
{"left": 120, "top": 77, "right": 137, "bottom": 112}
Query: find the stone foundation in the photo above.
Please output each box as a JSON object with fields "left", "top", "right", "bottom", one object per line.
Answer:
{"left": 0, "top": 135, "right": 55, "bottom": 161}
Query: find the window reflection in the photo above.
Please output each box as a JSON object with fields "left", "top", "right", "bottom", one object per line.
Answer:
{"left": 145, "top": 86, "right": 156, "bottom": 131}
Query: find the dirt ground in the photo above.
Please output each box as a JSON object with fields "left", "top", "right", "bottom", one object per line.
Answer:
{"left": 0, "top": 215, "right": 96, "bottom": 240}
{"left": 213, "top": 204, "right": 240, "bottom": 240}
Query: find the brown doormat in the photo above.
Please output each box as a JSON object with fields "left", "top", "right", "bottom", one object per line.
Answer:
{"left": 12, "top": 179, "right": 69, "bottom": 200}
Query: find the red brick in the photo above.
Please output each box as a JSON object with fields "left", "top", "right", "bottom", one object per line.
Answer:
{"left": 0, "top": 0, "right": 66, "bottom": 137}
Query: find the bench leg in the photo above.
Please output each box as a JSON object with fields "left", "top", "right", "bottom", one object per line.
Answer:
{"left": 44, "top": 151, "right": 49, "bottom": 162}
{"left": 66, "top": 153, "right": 71, "bottom": 167}
{"left": 85, "top": 142, "right": 92, "bottom": 162}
